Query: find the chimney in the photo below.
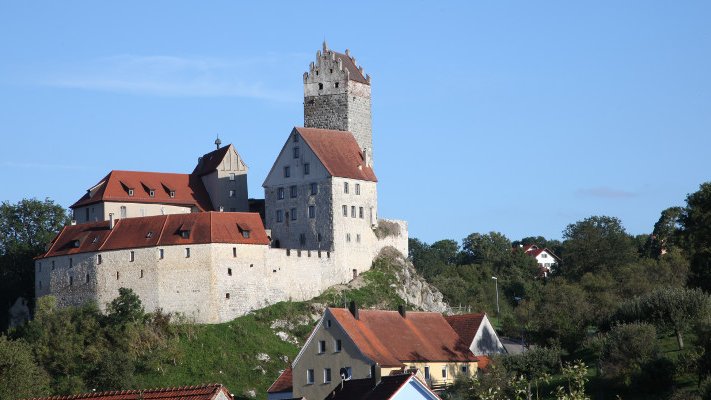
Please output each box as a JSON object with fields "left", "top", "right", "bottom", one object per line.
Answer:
{"left": 398, "top": 305, "right": 406, "bottom": 318}
{"left": 348, "top": 301, "right": 359, "bottom": 320}
{"left": 370, "top": 365, "right": 381, "bottom": 387}
{"left": 108, "top": 213, "right": 115, "bottom": 229}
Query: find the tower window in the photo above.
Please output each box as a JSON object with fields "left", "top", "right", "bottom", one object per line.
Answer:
{"left": 116, "top": 271, "right": 120, "bottom": 280}
{"left": 330, "top": 68, "right": 333, "bottom": 73}
{"left": 86, "top": 274, "right": 90, "bottom": 283}
{"left": 284, "top": 166, "right": 290, "bottom": 178}
{"left": 290, "top": 208, "right": 297, "bottom": 221}
{"left": 226, "top": 293, "right": 230, "bottom": 299}
{"left": 276, "top": 209, "right": 284, "bottom": 223}
{"left": 310, "top": 182, "right": 318, "bottom": 195}
{"left": 318, "top": 83, "right": 323, "bottom": 90}
{"left": 140, "top": 269, "right": 144, "bottom": 278}
{"left": 69, "top": 276, "right": 73, "bottom": 286}
{"left": 309, "top": 206, "right": 316, "bottom": 219}
{"left": 290, "top": 185, "right": 297, "bottom": 198}
{"left": 277, "top": 187, "right": 285, "bottom": 200}
{"left": 335, "top": 82, "right": 339, "bottom": 88}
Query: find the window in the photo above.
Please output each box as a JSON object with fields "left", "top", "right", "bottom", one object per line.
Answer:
{"left": 85, "top": 208, "right": 89, "bottom": 221}
{"left": 120, "top": 206, "right": 127, "bottom": 218}
{"left": 159, "top": 249, "right": 164, "bottom": 259}
{"left": 149, "top": 190, "right": 155, "bottom": 197}
{"left": 242, "top": 230, "right": 250, "bottom": 239}
{"left": 346, "top": 233, "right": 351, "bottom": 243}
{"left": 39, "top": 280, "right": 42, "bottom": 289}
{"left": 128, "top": 189, "right": 134, "bottom": 196}
{"left": 51, "top": 260, "right": 55, "bottom": 270}
{"left": 344, "top": 182, "right": 349, "bottom": 194}
{"left": 351, "top": 206, "right": 356, "bottom": 218}
{"left": 97, "top": 254, "right": 102, "bottom": 264}
{"left": 425, "top": 366, "right": 431, "bottom": 380}
{"left": 146, "top": 231, "right": 153, "bottom": 238}
{"left": 461, "top": 365, "right": 468, "bottom": 374}
{"left": 185, "top": 248, "right": 191, "bottom": 258}
{"left": 342, "top": 205, "right": 348, "bottom": 217}
{"left": 38, "top": 262, "right": 42, "bottom": 272}
{"left": 324, "top": 368, "right": 332, "bottom": 383}
{"left": 116, "top": 271, "right": 120, "bottom": 280}
{"left": 290, "top": 208, "right": 297, "bottom": 221}
{"left": 229, "top": 173, "right": 235, "bottom": 181}
{"left": 335, "top": 339, "right": 342, "bottom": 352}
{"left": 300, "top": 233, "right": 306, "bottom": 246}
{"left": 169, "top": 190, "right": 175, "bottom": 198}
{"left": 442, "top": 367, "right": 448, "bottom": 379}
{"left": 228, "top": 268, "right": 232, "bottom": 276}
{"left": 318, "top": 233, "right": 322, "bottom": 242}
{"left": 140, "top": 269, "right": 144, "bottom": 278}
{"left": 318, "top": 340, "right": 326, "bottom": 353}
{"left": 318, "top": 83, "right": 323, "bottom": 90}
{"left": 359, "top": 207, "right": 364, "bottom": 219}
{"left": 180, "top": 230, "right": 190, "bottom": 239}
{"left": 310, "top": 183, "right": 318, "bottom": 195}
{"left": 356, "top": 234, "right": 361, "bottom": 243}
{"left": 309, "top": 206, "right": 316, "bottom": 219}
{"left": 326, "top": 319, "right": 332, "bottom": 328}
{"left": 306, "top": 369, "right": 314, "bottom": 384}
{"left": 229, "top": 190, "right": 236, "bottom": 197}
{"left": 355, "top": 183, "right": 360, "bottom": 195}
{"left": 293, "top": 147, "right": 300, "bottom": 159}
{"left": 542, "top": 253, "right": 548, "bottom": 258}
{"left": 130, "top": 251, "right": 135, "bottom": 262}
{"left": 225, "top": 292, "right": 230, "bottom": 299}
{"left": 69, "top": 276, "right": 73, "bottom": 286}
{"left": 294, "top": 134, "right": 299, "bottom": 143}
{"left": 335, "top": 82, "right": 339, "bottom": 88}
{"left": 304, "top": 163, "right": 310, "bottom": 175}
{"left": 277, "top": 187, "right": 285, "bottom": 200}
{"left": 69, "top": 258, "right": 73, "bottom": 267}
{"left": 86, "top": 274, "right": 90, "bottom": 283}
{"left": 284, "top": 166, "right": 290, "bottom": 178}
{"left": 290, "top": 185, "right": 297, "bottom": 198}
{"left": 276, "top": 210, "right": 284, "bottom": 223}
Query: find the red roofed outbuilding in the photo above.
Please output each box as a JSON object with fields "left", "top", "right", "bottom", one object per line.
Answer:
{"left": 21, "top": 384, "right": 233, "bottom": 400}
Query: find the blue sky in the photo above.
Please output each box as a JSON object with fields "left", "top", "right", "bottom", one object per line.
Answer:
{"left": 1, "top": 1, "right": 709, "bottom": 244}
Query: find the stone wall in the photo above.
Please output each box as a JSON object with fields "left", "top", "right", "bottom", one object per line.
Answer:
{"left": 73, "top": 202, "right": 193, "bottom": 224}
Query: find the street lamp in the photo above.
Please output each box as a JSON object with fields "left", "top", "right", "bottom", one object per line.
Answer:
{"left": 491, "top": 276, "right": 500, "bottom": 316}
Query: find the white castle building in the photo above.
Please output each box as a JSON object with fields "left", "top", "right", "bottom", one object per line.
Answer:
{"left": 35, "top": 43, "right": 408, "bottom": 323}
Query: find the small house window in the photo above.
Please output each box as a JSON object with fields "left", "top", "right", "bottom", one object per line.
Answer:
{"left": 146, "top": 231, "right": 153, "bottom": 238}
{"left": 318, "top": 340, "right": 326, "bottom": 353}
{"left": 159, "top": 249, "right": 164, "bottom": 259}
{"left": 355, "top": 183, "right": 360, "bottom": 195}
{"left": 300, "top": 233, "right": 306, "bottom": 246}
{"left": 276, "top": 210, "right": 284, "bottom": 223}
{"left": 51, "top": 260, "right": 55, "bottom": 270}
{"left": 461, "top": 365, "right": 468, "bottom": 374}
{"left": 310, "top": 182, "right": 318, "bottom": 195}
{"left": 318, "top": 233, "right": 322, "bottom": 242}
{"left": 284, "top": 166, "right": 290, "bottom": 178}
{"left": 304, "top": 163, "right": 310, "bottom": 175}
{"left": 277, "top": 187, "right": 285, "bottom": 200}
{"left": 293, "top": 147, "right": 300, "bottom": 158}
{"left": 293, "top": 134, "right": 299, "bottom": 143}
{"left": 344, "top": 182, "right": 349, "bottom": 194}
{"left": 290, "top": 208, "right": 297, "bottom": 221}
{"left": 307, "top": 369, "right": 314, "bottom": 384}
{"left": 309, "top": 206, "right": 316, "bottom": 219}
{"left": 130, "top": 251, "right": 135, "bottom": 262}
{"left": 442, "top": 367, "right": 448, "bottom": 379}
{"left": 324, "top": 368, "right": 331, "bottom": 383}
{"left": 425, "top": 366, "right": 431, "bottom": 380}
{"left": 229, "top": 190, "right": 236, "bottom": 197}
{"left": 39, "top": 280, "right": 42, "bottom": 289}
{"left": 290, "top": 185, "right": 297, "bottom": 198}
{"left": 38, "top": 262, "right": 42, "bottom": 272}
{"left": 229, "top": 173, "right": 236, "bottom": 181}
{"left": 185, "top": 248, "right": 191, "bottom": 258}
{"left": 335, "top": 339, "right": 342, "bottom": 352}
{"left": 326, "top": 319, "right": 332, "bottom": 328}
{"left": 180, "top": 230, "right": 190, "bottom": 239}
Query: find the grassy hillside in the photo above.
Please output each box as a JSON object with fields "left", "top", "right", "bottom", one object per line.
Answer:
{"left": 133, "top": 253, "right": 411, "bottom": 399}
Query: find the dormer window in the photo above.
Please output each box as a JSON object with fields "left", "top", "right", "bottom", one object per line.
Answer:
{"left": 149, "top": 190, "right": 155, "bottom": 197}
{"left": 72, "top": 240, "right": 80, "bottom": 248}
{"left": 180, "top": 230, "right": 190, "bottom": 239}
{"left": 92, "top": 236, "right": 99, "bottom": 244}
{"left": 146, "top": 232, "right": 154, "bottom": 238}
{"left": 242, "top": 230, "right": 250, "bottom": 239}
{"left": 128, "top": 189, "right": 134, "bottom": 196}
{"left": 169, "top": 191, "right": 175, "bottom": 198}
{"left": 237, "top": 223, "right": 251, "bottom": 239}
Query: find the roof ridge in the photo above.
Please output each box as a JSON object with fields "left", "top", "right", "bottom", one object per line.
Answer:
{"left": 98, "top": 219, "right": 119, "bottom": 251}
{"left": 156, "top": 214, "right": 169, "bottom": 245}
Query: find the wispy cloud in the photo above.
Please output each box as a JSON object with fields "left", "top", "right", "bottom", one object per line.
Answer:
{"left": 2, "top": 161, "right": 86, "bottom": 170}
{"left": 39, "top": 54, "right": 306, "bottom": 102}
{"left": 575, "top": 186, "right": 637, "bottom": 199}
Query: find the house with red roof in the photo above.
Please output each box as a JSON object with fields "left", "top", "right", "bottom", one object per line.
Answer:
{"left": 324, "top": 372, "right": 441, "bottom": 400}
{"left": 519, "top": 245, "right": 561, "bottom": 277}
{"left": 284, "top": 304, "right": 478, "bottom": 400}
{"left": 444, "top": 313, "right": 506, "bottom": 356}
{"left": 22, "top": 384, "right": 233, "bottom": 400}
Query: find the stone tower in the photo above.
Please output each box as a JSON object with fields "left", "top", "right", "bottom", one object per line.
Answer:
{"left": 303, "top": 42, "right": 373, "bottom": 166}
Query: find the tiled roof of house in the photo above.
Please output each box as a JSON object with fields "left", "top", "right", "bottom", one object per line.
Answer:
{"left": 325, "top": 374, "right": 439, "bottom": 400}
{"left": 444, "top": 313, "right": 486, "bottom": 346}
{"left": 329, "top": 308, "right": 476, "bottom": 367}
{"left": 22, "top": 384, "right": 231, "bottom": 400}
{"left": 37, "top": 212, "right": 269, "bottom": 259}
{"left": 70, "top": 170, "right": 213, "bottom": 211}
{"left": 192, "top": 145, "right": 232, "bottom": 176}
{"left": 333, "top": 52, "right": 369, "bottom": 85}
{"left": 267, "top": 367, "right": 293, "bottom": 394}
{"left": 295, "top": 127, "right": 377, "bottom": 182}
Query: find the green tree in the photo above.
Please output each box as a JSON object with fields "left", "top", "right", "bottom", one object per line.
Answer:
{"left": 106, "top": 288, "right": 145, "bottom": 326}
{"left": 0, "top": 335, "right": 51, "bottom": 400}
{"left": 599, "top": 323, "right": 658, "bottom": 386}
{"left": 682, "top": 183, "right": 711, "bottom": 292}
{"left": 0, "top": 198, "right": 69, "bottom": 329}
{"left": 461, "top": 232, "right": 512, "bottom": 268}
{"left": 408, "top": 238, "right": 459, "bottom": 279}
{"left": 502, "top": 346, "right": 560, "bottom": 400}
{"left": 561, "top": 216, "right": 638, "bottom": 280}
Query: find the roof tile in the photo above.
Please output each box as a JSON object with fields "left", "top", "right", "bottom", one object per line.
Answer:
{"left": 296, "top": 127, "right": 377, "bottom": 182}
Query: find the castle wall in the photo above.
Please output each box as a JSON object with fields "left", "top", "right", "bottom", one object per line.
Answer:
{"left": 73, "top": 202, "right": 193, "bottom": 223}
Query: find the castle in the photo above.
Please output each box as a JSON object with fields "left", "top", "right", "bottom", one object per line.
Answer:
{"left": 34, "top": 43, "right": 408, "bottom": 323}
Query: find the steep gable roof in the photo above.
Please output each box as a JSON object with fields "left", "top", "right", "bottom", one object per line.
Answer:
{"left": 296, "top": 127, "right": 376, "bottom": 182}
{"left": 267, "top": 367, "right": 293, "bottom": 394}
{"left": 325, "top": 373, "right": 440, "bottom": 400}
{"left": 333, "top": 51, "right": 369, "bottom": 85}
{"left": 328, "top": 308, "right": 476, "bottom": 367}
{"left": 71, "top": 170, "right": 213, "bottom": 211}
{"left": 444, "top": 313, "right": 486, "bottom": 347}
{"left": 192, "top": 145, "right": 235, "bottom": 176}
{"left": 22, "top": 384, "right": 231, "bottom": 400}
{"left": 38, "top": 212, "right": 269, "bottom": 259}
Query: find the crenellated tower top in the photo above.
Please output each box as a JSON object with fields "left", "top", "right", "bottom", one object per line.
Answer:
{"left": 303, "top": 42, "right": 373, "bottom": 167}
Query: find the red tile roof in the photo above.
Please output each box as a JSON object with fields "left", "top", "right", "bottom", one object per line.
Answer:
{"left": 71, "top": 170, "right": 213, "bottom": 211}
{"left": 38, "top": 212, "right": 269, "bottom": 258}
{"left": 329, "top": 308, "right": 476, "bottom": 367}
{"left": 477, "top": 355, "right": 492, "bottom": 371}
{"left": 267, "top": 367, "right": 293, "bottom": 394}
{"left": 295, "top": 127, "right": 377, "bottom": 182}
{"left": 333, "top": 52, "right": 369, "bottom": 85}
{"left": 192, "top": 145, "right": 232, "bottom": 176}
{"left": 444, "top": 313, "right": 486, "bottom": 347}
{"left": 22, "top": 384, "right": 231, "bottom": 400}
